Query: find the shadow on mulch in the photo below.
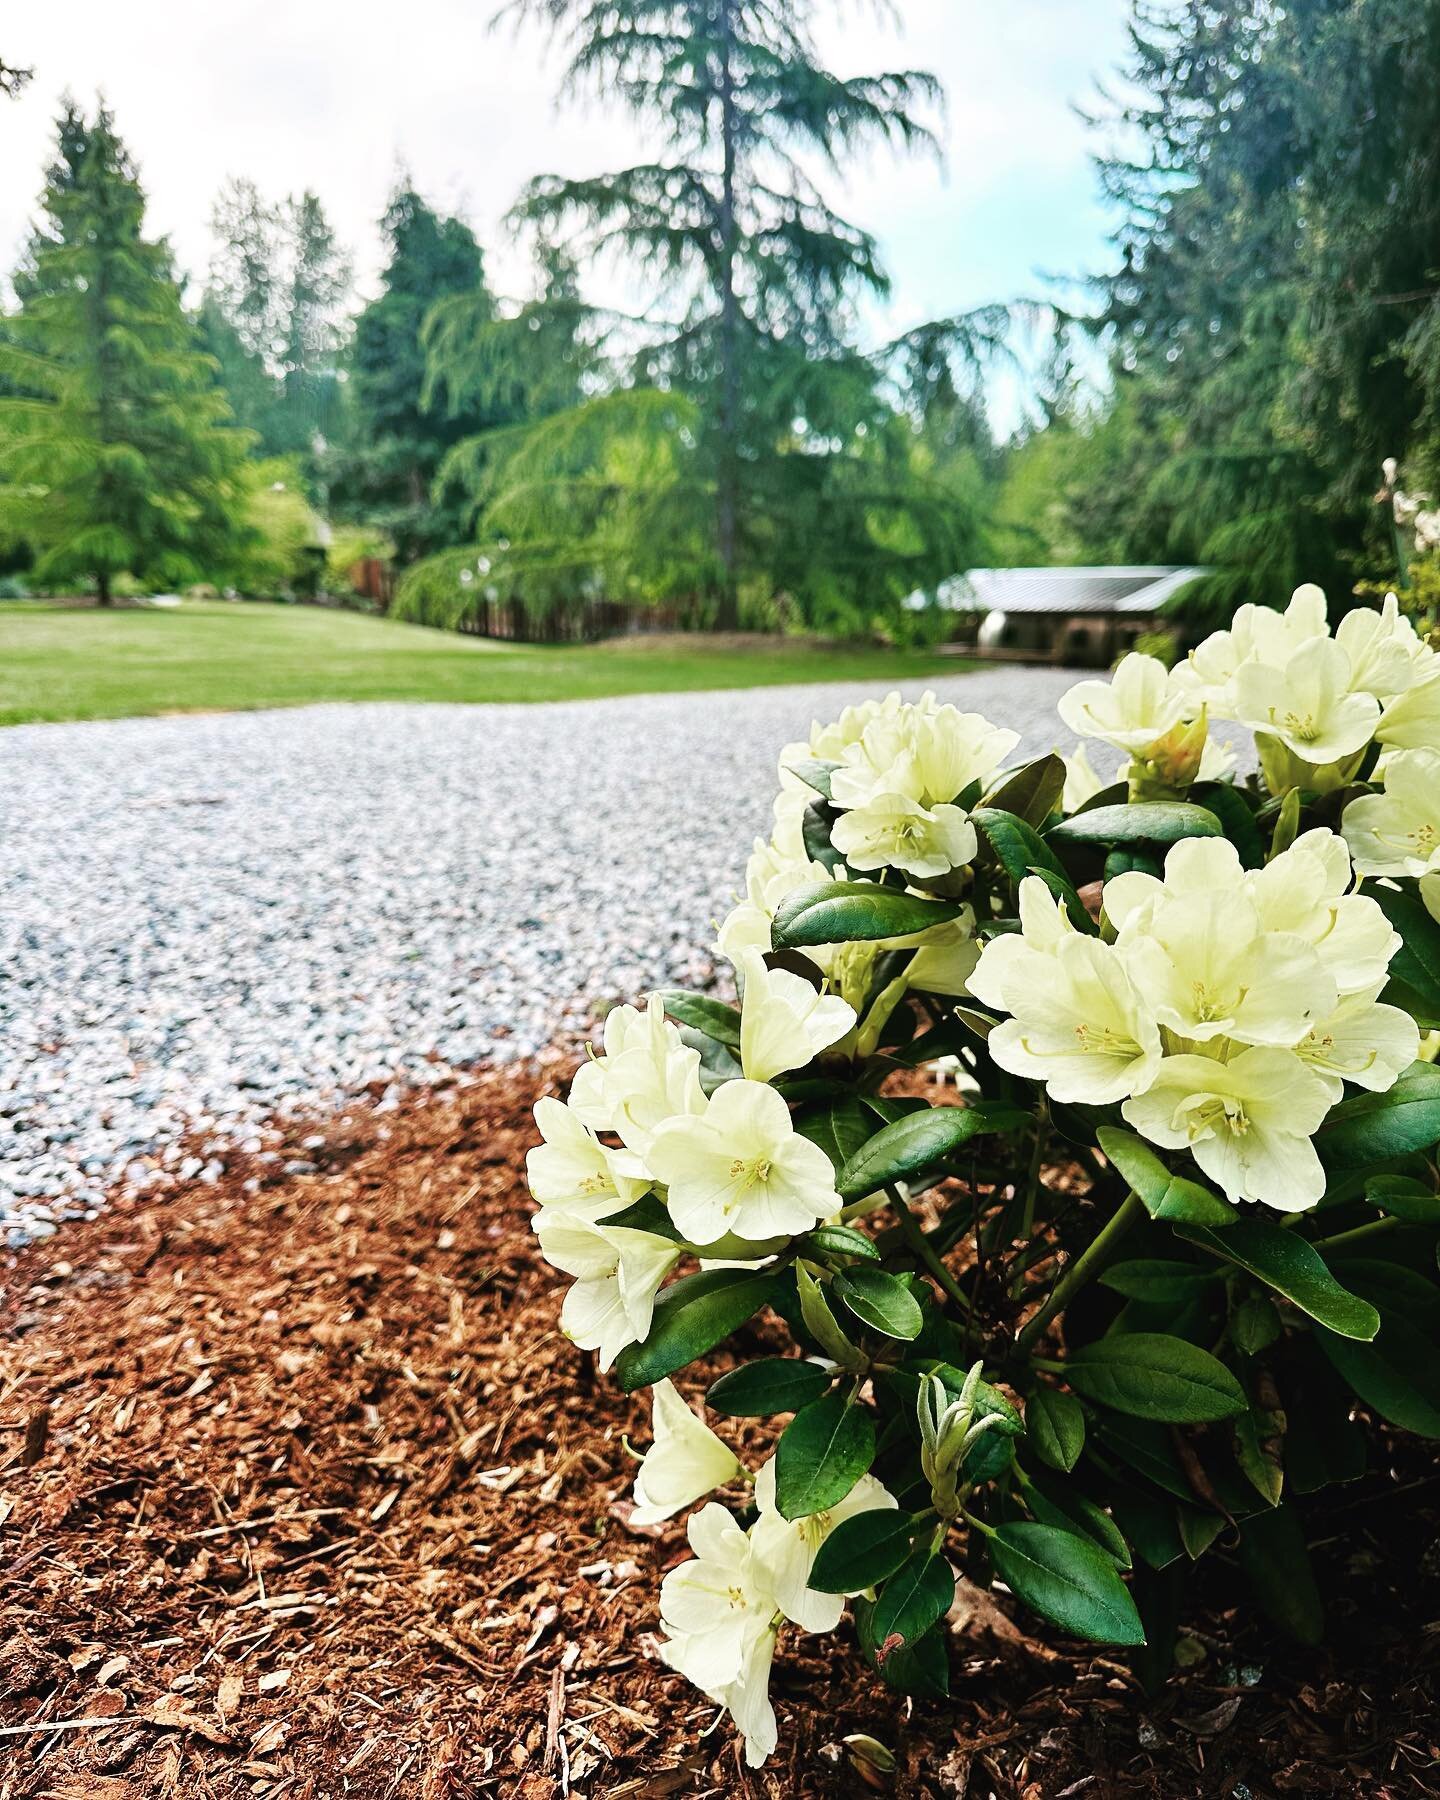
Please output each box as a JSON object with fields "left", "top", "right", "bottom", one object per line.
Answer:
{"left": 1, "top": 1064, "right": 1438, "bottom": 1799}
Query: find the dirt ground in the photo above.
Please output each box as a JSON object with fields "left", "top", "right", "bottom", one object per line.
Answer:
{"left": 1, "top": 1064, "right": 1438, "bottom": 1799}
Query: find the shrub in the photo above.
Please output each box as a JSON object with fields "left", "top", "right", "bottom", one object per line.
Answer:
{"left": 528, "top": 582, "right": 1440, "bottom": 1767}
{"left": 0, "top": 576, "right": 30, "bottom": 600}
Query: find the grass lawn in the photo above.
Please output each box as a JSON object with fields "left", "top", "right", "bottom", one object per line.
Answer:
{"left": 0, "top": 601, "right": 972, "bottom": 726}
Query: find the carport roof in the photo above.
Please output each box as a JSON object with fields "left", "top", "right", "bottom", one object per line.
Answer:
{"left": 941, "top": 566, "right": 1207, "bottom": 615}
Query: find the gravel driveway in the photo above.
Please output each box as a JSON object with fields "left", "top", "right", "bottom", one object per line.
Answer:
{"left": 1, "top": 669, "right": 1082, "bottom": 1237}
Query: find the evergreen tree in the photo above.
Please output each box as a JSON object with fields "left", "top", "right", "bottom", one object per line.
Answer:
{"left": 1, "top": 56, "right": 31, "bottom": 97}
{"left": 454, "top": 0, "right": 988, "bottom": 633}
{"left": 0, "top": 102, "right": 252, "bottom": 602}
{"left": 330, "top": 185, "right": 490, "bottom": 562}
{"left": 205, "top": 180, "right": 350, "bottom": 464}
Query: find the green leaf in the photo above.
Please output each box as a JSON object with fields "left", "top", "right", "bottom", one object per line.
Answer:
{"left": 801, "top": 798, "right": 845, "bottom": 874}
{"left": 834, "top": 1267, "right": 925, "bottom": 1340}
{"left": 989, "top": 1522, "right": 1145, "bottom": 1645}
{"left": 1047, "top": 801, "right": 1222, "bottom": 848}
{"left": 867, "top": 1619, "right": 950, "bottom": 1698}
{"left": 803, "top": 1223, "right": 881, "bottom": 1261}
{"left": 1191, "top": 780, "right": 1265, "bottom": 869}
{"left": 794, "top": 1096, "right": 874, "bottom": 1174}
{"left": 809, "top": 1509, "right": 919, "bottom": 1595}
{"left": 772, "top": 880, "right": 965, "bottom": 949}
{"left": 1100, "top": 1259, "right": 1221, "bottom": 1305}
{"left": 784, "top": 757, "right": 840, "bottom": 801}
{"left": 837, "top": 1101, "right": 1029, "bottom": 1202}
{"left": 1234, "top": 1407, "right": 1284, "bottom": 1507}
{"left": 1021, "top": 1470, "right": 1131, "bottom": 1568}
{"left": 971, "top": 807, "right": 1091, "bottom": 929}
{"left": 1237, "top": 1506, "right": 1324, "bottom": 1646}
{"left": 1317, "top": 1062, "right": 1440, "bottom": 1178}
{"left": 1317, "top": 1318, "right": 1440, "bottom": 1437}
{"left": 1027, "top": 1387, "right": 1086, "bottom": 1473}
{"left": 1064, "top": 1334, "right": 1247, "bottom": 1422}
{"left": 1096, "top": 1127, "right": 1235, "bottom": 1225}
{"left": 1175, "top": 1219, "right": 1380, "bottom": 1341}
{"left": 980, "top": 753, "right": 1066, "bottom": 826}
{"left": 1364, "top": 1174, "right": 1440, "bottom": 1222}
{"left": 864, "top": 1548, "right": 955, "bottom": 1663}
{"left": 775, "top": 1391, "right": 877, "bottom": 1519}
{"left": 615, "top": 1268, "right": 779, "bottom": 1392}
{"left": 652, "top": 989, "right": 742, "bottom": 1048}
{"left": 1369, "top": 884, "right": 1440, "bottom": 1028}
{"left": 706, "top": 1357, "right": 829, "bottom": 1417}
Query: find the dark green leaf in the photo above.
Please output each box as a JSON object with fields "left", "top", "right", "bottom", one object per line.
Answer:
{"left": 1100, "top": 1259, "right": 1221, "bottom": 1305}
{"left": 981, "top": 753, "right": 1066, "bottom": 826}
{"left": 1022, "top": 1471, "right": 1131, "bottom": 1567}
{"left": 971, "top": 807, "right": 1092, "bottom": 929}
{"left": 1047, "top": 801, "right": 1222, "bottom": 848}
{"left": 837, "top": 1101, "right": 1029, "bottom": 1202}
{"left": 775, "top": 1392, "right": 877, "bottom": 1519}
{"left": 1027, "top": 1387, "right": 1086, "bottom": 1473}
{"left": 1317, "top": 1319, "right": 1440, "bottom": 1437}
{"left": 1364, "top": 1174, "right": 1440, "bottom": 1222}
{"left": 801, "top": 798, "right": 845, "bottom": 874}
{"left": 794, "top": 1096, "right": 874, "bottom": 1174}
{"left": 1064, "top": 1334, "right": 1247, "bottom": 1422}
{"left": 1096, "top": 1127, "right": 1235, "bottom": 1225}
{"left": 1370, "top": 885, "right": 1440, "bottom": 1029}
{"left": 1176, "top": 1219, "right": 1380, "bottom": 1341}
{"left": 653, "top": 989, "right": 742, "bottom": 1048}
{"left": 1237, "top": 1506, "right": 1324, "bottom": 1645}
{"left": 989, "top": 1522, "right": 1145, "bottom": 1645}
{"left": 615, "top": 1269, "right": 779, "bottom": 1392}
{"left": 865, "top": 1548, "right": 955, "bottom": 1662}
{"left": 804, "top": 1223, "right": 881, "bottom": 1261}
{"left": 706, "top": 1357, "right": 829, "bottom": 1417}
{"left": 834, "top": 1267, "right": 925, "bottom": 1340}
{"left": 772, "top": 881, "right": 965, "bottom": 949}
{"left": 1234, "top": 1406, "right": 1285, "bottom": 1507}
{"left": 868, "top": 1619, "right": 950, "bottom": 1697}
{"left": 1192, "top": 780, "right": 1265, "bottom": 869}
{"left": 1317, "top": 1062, "right": 1440, "bottom": 1178}
{"left": 785, "top": 757, "right": 839, "bottom": 801}
{"left": 809, "top": 1509, "right": 918, "bottom": 1594}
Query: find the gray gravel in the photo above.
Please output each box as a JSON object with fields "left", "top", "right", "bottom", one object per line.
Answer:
{"left": 0, "top": 669, "right": 1083, "bottom": 1239}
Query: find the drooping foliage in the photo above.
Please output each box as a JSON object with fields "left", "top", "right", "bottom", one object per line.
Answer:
{"left": 0, "top": 103, "right": 252, "bottom": 601}
{"left": 399, "top": 0, "right": 998, "bottom": 636}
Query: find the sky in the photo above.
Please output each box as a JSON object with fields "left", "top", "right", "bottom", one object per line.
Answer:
{"left": 0, "top": 0, "right": 1134, "bottom": 429}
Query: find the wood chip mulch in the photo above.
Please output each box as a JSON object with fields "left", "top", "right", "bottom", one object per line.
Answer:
{"left": 1, "top": 1063, "right": 1438, "bottom": 1799}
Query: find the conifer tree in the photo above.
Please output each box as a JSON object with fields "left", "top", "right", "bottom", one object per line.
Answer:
{"left": 0, "top": 102, "right": 252, "bottom": 602}
{"left": 453, "top": 0, "right": 988, "bottom": 633}
{"left": 331, "top": 185, "right": 490, "bottom": 561}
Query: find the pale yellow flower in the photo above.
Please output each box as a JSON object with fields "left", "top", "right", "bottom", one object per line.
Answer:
{"left": 748, "top": 1456, "right": 898, "bottom": 1633}
{"left": 632, "top": 1379, "right": 745, "bottom": 1525}
{"left": 1342, "top": 748, "right": 1440, "bottom": 878}
{"left": 737, "top": 951, "right": 855, "bottom": 1082}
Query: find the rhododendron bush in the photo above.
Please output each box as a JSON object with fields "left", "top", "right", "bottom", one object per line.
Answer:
{"left": 528, "top": 586, "right": 1440, "bottom": 1767}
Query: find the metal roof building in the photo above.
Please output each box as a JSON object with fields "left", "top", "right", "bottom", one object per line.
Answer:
{"left": 925, "top": 566, "right": 1207, "bottom": 665}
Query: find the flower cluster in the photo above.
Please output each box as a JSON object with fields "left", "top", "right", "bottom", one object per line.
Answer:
{"left": 630, "top": 1380, "right": 897, "bottom": 1766}
{"left": 970, "top": 833, "right": 1417, "bottom": 1211}
{"left": 1061, "top": 585, "right": 1438, "bottom": 795}
{"left": 525, "top": 591, "right": 1440, "bottom": 1770}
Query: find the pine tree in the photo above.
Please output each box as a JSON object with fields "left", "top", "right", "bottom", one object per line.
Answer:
{"left": 0, "top": 102, "right": 252, "bottom": 602}
{"left": 479, "top": 0, "right": 979, "bottom": 632}
{"left": 279, "top": 191, "right": 349, "bottom": 454}
{"left": 330, "top": 185, "right": 490, "bottom": 562}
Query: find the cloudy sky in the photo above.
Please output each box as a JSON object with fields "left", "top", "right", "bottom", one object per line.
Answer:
{"left": 0, "top": 0, "right": 1133, "bottom": 423}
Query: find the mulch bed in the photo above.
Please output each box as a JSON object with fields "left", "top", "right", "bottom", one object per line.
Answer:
{"left": 1, "top": 1063, "right": 1438, "bottom": 1799}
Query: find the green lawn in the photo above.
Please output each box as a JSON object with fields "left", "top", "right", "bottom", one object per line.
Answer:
{"left": 0, "top": 601, "right": 970, "bottom": 725}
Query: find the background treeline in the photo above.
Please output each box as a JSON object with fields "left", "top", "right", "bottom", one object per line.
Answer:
{"left": 2, "top": 0, "right": 1438, "bottom": 637}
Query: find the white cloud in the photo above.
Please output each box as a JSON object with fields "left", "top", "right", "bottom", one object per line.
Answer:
{"left": 0, "top": 0, "right": 1130, "bottom": 400}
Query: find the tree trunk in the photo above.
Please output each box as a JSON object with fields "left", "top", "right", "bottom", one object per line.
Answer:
{"left": 713, "top": 0, "right": 741, "bottom": 633}
{"left": 96, "top": 571, "right": 112, "bottom": 607}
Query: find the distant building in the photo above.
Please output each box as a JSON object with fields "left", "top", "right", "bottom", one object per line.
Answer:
{"left": 915, "top": 566, "right": 1207, "bottom": 666}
